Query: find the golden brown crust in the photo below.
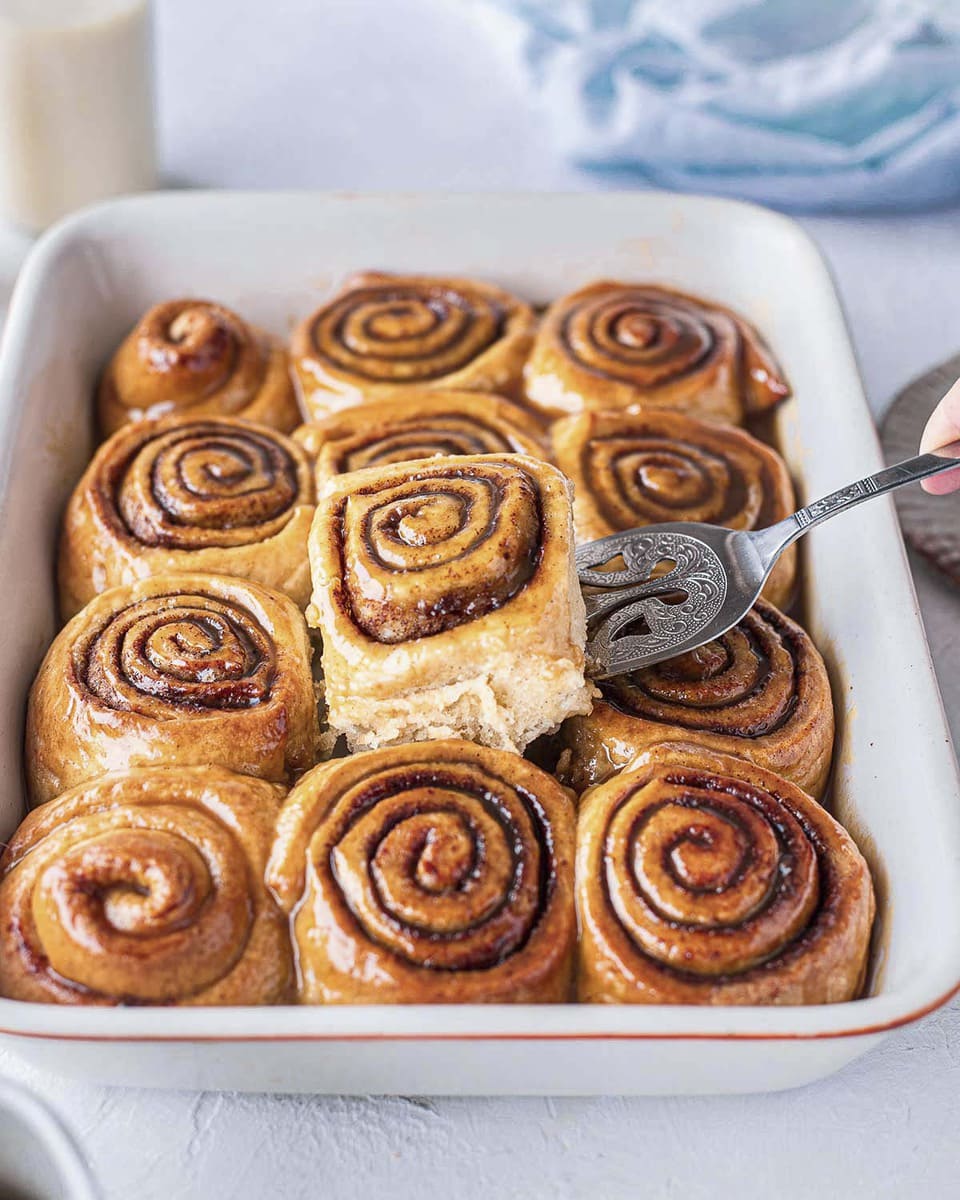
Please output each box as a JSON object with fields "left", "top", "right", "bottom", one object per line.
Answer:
{"left": 291, "top": 272, "right": 537, "bottom": 418}
{"left": 59, "top": 416, "right": 316, "bottom": 619}
{"left": 98, "top": 299, "right": 301, "bottom": 437}
{"left": 576, "top": 744, "right": 874, "bottom": 1005}
{"left": 266, "top": 739, "right": 577, "bottom": 1003}
{"left": 0, "top": 767, "right": 293, "bottom": 1006}
{"left": 295, "top": 389, "right": 548, "bottom": 487}
{"left": 26, "top": 573, "right": 318, "bottom": 806}
{"left": 560, "top": 599, "right": 834, "bottom": 798}
{"left": 552, "top": 409, "right": 796, "bottom": 607}
{"left": 525, "top": 282, "right": 790, "bottom": 423}
{"left": 307, "top": 453, "right": 594, "bottom": 753}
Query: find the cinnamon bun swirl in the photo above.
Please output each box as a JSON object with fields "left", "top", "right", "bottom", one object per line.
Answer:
{"left": 59, "top": 416, "right": 315, "bottom": 619}
{"left": 525, "top": 282, "right": 790, "bottom": 423}
{"left": 0, "top": 767, "right": 293, "bottom": 1005}
{"left": 552, "top": 410, "right": 796, "bottom": 607}
{"left": 98, "top": 299, "right": 300, "bottom": 437}
{"left": 292, "top": 272, "right": 536, "bottom": 418}
{"left": 267, "top": 739, "right": 576, "bottom": 1003}
{"left": 26, "top": 573, "right": 318, "bottom": 806}
{"left": 576, "top": 744, "right": 874, "bottom": 1004}
{"left": 307, "top": 454, "right": 594, "bottom": 753}
{"left": 560, "top": 599, "right": 833, "bottom": 798}
{"left": 295, "top": 390, "right": 546, "bottom": 487}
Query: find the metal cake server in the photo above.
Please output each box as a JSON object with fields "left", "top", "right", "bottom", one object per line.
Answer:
{"left": 579, "top": 438, "right": 960, "bottom": 679}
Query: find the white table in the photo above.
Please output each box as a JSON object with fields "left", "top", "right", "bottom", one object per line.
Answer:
{"left": 2, "top": 2, "right": 960, "bottom": 1196}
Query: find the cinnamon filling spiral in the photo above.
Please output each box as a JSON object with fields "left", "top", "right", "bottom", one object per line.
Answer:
{"left": 110, "top": 420, "right": 304, "bottom": 549}
{"left": 31, "top": 823, "right": 250, "bottom": 1001}
{"left": 311, "top": 761, "right": 553, "bottom": 970}
{"left": 603, "top": 605, "right": 799, "bottom": 738}
{"left": 75, "top": 593, "right": 276, "bottom": 716}
{"left": 0, "top": 769, "right": 291, "bottom": 1006}
{"left": 565, "top": 291, "right": 718, "bottom": 388}
{"left": 594, "top": 765, "right": 820, "bottom": 978}
{"left": 336, "top": 461, "right": 543, "bottom": 642}
{"left": 309, "top": 284, "right": 505, "bottom": 384}
{"left": 561, "top": 287, "right": 776, "bottom": 397}
{"left": 113, "top": 300, "right": 268, "bottom": 417}
{"left": 334, "top": 415, "right": 524, "bottom": 473}
{"left": 581, "top": 422, "right": 781, "bottom": 530}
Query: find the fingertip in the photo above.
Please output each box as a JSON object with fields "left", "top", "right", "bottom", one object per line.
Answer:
{"left": 920, "top": 376, "right": 960, "bottom": 454}
{"left": 921, "top": 469, "right": 960, "bottom": 495}
{"left": 920, "top": 411, "right": 955, "bottom": 456}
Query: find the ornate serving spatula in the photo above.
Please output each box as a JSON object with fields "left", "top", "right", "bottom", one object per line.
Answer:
{"left": 580, "top": 440, "right": 960, "bottom": 679}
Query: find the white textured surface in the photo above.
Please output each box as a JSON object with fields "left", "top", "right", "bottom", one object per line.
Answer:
{"left": 1, "top": 1, "right": 960, "bottom": 1196}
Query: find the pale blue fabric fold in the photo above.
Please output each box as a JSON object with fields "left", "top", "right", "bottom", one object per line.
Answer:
{"left": 477, "top": 0, "right": 960, "bottom": 210}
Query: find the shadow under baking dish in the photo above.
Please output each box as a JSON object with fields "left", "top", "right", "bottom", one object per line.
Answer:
{"left": 0, "top": 191, "right": 957, "bottom": 1096}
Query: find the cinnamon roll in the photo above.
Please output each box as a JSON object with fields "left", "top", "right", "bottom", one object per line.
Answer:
{"left": 98, "top": 299, "right": 300, "bottom": 437}
{"left": 576, "top": 744, "right": 875, "bottom": 1005}
{"left": 307, "top": 454, "right": 595, "bottom": 753}
{"left": 291, "top": 272, "right": 536, "bottom": 418}
{"left": 26, "top": 573, "right": 318, "bottom": 806}
{"left": 560, "top": 599, "right": 833, "bottom": 798}
{"left": 59, "top": 416, "right": 316, "bottom": 620}
{"left": 525, "top": 282, "right": 790, "bottom": 424}
{"left": 552, "top": 410, "right": 796, "bottom": 607}
{"left": 294, "top": 389, "right": 547, "bottom": 487}
{"left": 0, "top": 767, "right": 293, "bottom": 1005}
{"left": 267, "top": 739, "right": 576, "bottom": 1003}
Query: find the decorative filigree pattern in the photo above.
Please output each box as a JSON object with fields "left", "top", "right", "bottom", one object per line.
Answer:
{"left": 577, "top": 531, "right": 727, "bottom": 677}
{"left": 794, "top": 477, "right": 880, "bottom": 528}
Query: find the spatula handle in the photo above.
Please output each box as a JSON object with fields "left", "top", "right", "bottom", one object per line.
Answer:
{"left": 752, "top": 438, "right": 960, "bottom": 565}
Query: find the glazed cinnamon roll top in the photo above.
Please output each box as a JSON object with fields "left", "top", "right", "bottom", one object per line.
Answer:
{"left": 98, "top": 299, "right": 300, "bottom": 436}
{"left": 58, "top": 417, "right": 316, "bottom": 617}
{"left": 91, "top": 417, "right": 313, "bottom": 549}
{"left": 0, "top": 767, "right": 293, "bottom": 1006}
{"left": 267, "top": 739, "right": 577, "bottom": 1002}
{"left": 294, "top": 390, "right": 546, "bottom": 484}
{"left": 27, "top": 573, "right": 318, "bottom": 805}
{"left": 76, "top": 589, "right": 278, "bottom": 716}
{"left": 525, "top": 282, "right": 790, "bottom": 423}
{"left": 309, "top": 451, "right": 593, "bottom": 756}
{"left": 316, "top": 454, "right": 560, "bottom": 644}
{"left": 553, "top": 409, "right": 794, "bottom": 536}
{"left": 560, "top": 599, "right": 834, "bottom": 798}
{"left": 576, "top": 744, "right": 875, "bottom": 1005}
{"left": 603, "top": 601, "right": 806, "bottom": 739}
{"left": 292, "top": 272, "right": 536, "bottom": 416}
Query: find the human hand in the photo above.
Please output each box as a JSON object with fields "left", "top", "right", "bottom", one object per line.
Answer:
{"left": 920, "top": 376, "right": 960, "bottom": 494}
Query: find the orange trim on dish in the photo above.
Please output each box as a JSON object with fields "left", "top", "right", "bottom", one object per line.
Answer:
{"left": 0, "top": 979, "right": 956, "bottom": 1044}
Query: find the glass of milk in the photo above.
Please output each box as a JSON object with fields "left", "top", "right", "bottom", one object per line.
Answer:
{"left": 0, "top": 0, "right": 156, "bottom": 232}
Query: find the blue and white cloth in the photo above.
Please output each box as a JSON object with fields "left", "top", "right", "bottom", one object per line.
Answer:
{"left": 477, "top": 0, "right": 960, "bottom": 210}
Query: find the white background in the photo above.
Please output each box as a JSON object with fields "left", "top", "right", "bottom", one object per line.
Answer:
{"left": 2, "top": 2, "right": 960, "bottom": 1196}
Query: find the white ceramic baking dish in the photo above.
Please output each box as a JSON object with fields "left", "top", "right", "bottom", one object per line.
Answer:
{"left": 0, "top": 1080, "right": 99, "bottom": 1200}
{"left": 0, "top": 192, "right": 957, "bottom": 1096}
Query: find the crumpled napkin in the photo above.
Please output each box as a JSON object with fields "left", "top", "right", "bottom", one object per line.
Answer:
{"left": 475, "top": 0, "right": 960, "bottom": 210}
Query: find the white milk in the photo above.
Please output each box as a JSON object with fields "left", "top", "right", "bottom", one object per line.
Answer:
{"left": 0, "top": 0, "right": 156, "bottom": 231}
